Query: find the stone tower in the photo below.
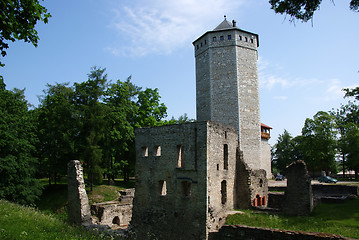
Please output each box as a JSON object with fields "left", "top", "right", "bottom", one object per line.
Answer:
{"left": 193, "top": 18, "right": 262, "bottom": 171}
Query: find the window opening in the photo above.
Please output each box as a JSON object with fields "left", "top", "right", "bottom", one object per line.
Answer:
{"left": 245, "top": 37, "right": 248, "bottom": 42}
{"left": 141, "top": 146, "right": 148, "bottom": 157}
{"left": 213, "top": 37, "right": 217, "bottom": 42}
{"left": 154, "top": 145, "right": 161, "bottom": 157}
{"left": 182, "top": 181, "right": 191, "bottom": 197}
{"left": 159, "top": 180, "right": 167, "bottom": 196}
{"left": 223, "top": 144, "right": 228, "bottom": 170}
{"left": 228, "top": 35, "right": 231, "bottom": 40}
{"left": 112, "top": 216, "right": 120, "bottom": 225}
{"left": 177, "top": 145, "right": 184, "bottom": 168}
{"left": 239, "top": 35, "right": 242, "bottom": 40}
{"left": 204, "top": 40, "right": 207, "bottom": 44}
{"left": 220, "top": 36, "right": 224, "bottom": 41}
{"left": 221, "top": 180, "right": 227, "bottom": 204}
{"left": 250, "top": 39, "right": 254, "bottom": 43}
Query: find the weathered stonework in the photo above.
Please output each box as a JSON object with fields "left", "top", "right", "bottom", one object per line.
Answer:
{"left": 132, "top": 121, "right": 240, "bottom": 240}
{"left": 67, "top": 160, "right": 92, "bottom": 225}
{"left": 236, "top": 152, "right": 268, "bottom": 209}
{"left": 193, "top": 19, "right": 262, "bottom": 171}
{"left": 91, "top": 188, "right": 134, "bottom": 228}
{"left": 284, "top": 160, "right": 313, "bottom": 215}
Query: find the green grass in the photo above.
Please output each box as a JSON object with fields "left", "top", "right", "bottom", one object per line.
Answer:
{"left": 0, "top": 200, "right": 112, "bottom": 240}
{"left": 226, "top": 198, "right": 359, "bottom": 239}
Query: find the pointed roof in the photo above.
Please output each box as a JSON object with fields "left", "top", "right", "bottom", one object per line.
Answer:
{"left": 213, "top": 19, "right": 234, "bottom": 31}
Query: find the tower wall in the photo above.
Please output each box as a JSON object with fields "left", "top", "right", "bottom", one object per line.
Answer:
{"left": 194, "top": 26, "right": 262, "bottom": 170}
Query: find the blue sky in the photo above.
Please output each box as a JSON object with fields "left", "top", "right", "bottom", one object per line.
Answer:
{"left": 1, "top": 0, "right": 358, "bottom": 145}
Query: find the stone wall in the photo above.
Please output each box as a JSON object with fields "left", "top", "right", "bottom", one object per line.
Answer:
{"left": 283, "top": 160, "right": 313, "bottom": 215}
{"left": 132, "top": 121, "right": 239, "bottom": 240}
{"left": 209, "top": 225, "right": 352, "bottom": 240}
{"left": 67, "top": 160, "right": 92, "bottom": 225}
{"left": 236, "top": 152, "right": 268, "bottom": 209}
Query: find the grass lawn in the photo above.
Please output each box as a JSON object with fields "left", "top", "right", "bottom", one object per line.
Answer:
{"left": 226, "top": 198, "right": 359, "bottom": 239}
{"left": 0, "top": 200, "right": 112, "bottom": 240}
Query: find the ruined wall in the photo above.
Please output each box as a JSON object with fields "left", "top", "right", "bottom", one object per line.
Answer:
{"left": 236, "top": 154, "right": 268, "bottom": 209}
{"left": 132, "top": 121, "right": 239, "bottom": 240}
{"left": 284, "top": 160, "right": 313, "bottom": 215}
{"left": 206, "top": 122, "right": 238, "bottom": 233}
{"left": 132, "top": 122, "right": 208, "bottom": 240}
{"left": 67, "top": 160, "right": 92, "bottom": 225}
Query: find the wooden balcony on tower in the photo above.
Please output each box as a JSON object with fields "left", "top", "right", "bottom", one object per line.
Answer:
{"left": 261, "top": 123, "right": 272, "bottom": 140}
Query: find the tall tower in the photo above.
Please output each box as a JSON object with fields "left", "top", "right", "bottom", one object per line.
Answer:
{"left": 193, "top": 18, "right": 262, "bottom": 170}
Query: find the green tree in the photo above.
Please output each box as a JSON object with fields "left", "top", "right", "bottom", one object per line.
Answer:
{"left": 0, "top": 0, "right": 51, "bottom": 66}
{"left": 272, "top": 129, "right": 296, "bottom": 174}
{"left": 36, "top": 82, "right": 76, "bottom": 184}
{"left": 344, "top": 123, "right": 359, "bottom": 179}
{"left": 0, "top": 77, "right": 42, "bottom": 204}
{"left": 300, "top": 111, "right": 338, "bottom": 173}
{"left": 135, "top": 88, "right": 167, "bottom": 127}
{"left": 103, "top": 77, "right": 140, "bottom": 183}
{"left": 269, "top": 0, "right": 359, "bottom": 22}
{"left": 74, "top": 67, "right": 108, "bottom": 191}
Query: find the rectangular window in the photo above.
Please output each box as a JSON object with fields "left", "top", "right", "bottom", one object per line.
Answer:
{"left": 213, "top": 37, "right": 217, "bottom": 42}
{"left": 204, "top": 40, "right": 207, "bottom": 44}
{"left": 228, "top": 35, "right": 231, "bottom": 40}
{"left": 245, "top": 37, "right": 248, "bottom": 42}
{"left": 177, "top": 145, "right": 184, "bottom": 168}
{"left": 250, "top": 39, "right": 254, "bottom": 43}
{"left": 221, "top": 180, "right": 227, "bottom": 204}
{"left": 220, "top": 36, "right": 224, "bottom": 41}
{"left": 154, "top": 146, "right": 161, "bottom": 156}
{"left": 224, "top": 144, "right": 228, "bottom": 170}
{"left": 159, "top": 180, "right": 167, "bottom": 196}
{"left": 141, "top": 146, "right": 148, "bottom": 157}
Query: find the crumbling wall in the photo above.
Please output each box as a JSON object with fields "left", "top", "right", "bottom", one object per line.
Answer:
{"left": 236, "top": 152, "right": 268, "bottom": 209}
{"left": 91, "top": 188, "right": 134, "bottom": 228}
{"left": 132, "top": 121, "right": 239, "bottom": 240}
{"left": 67, "top": 160, "right": 92, "bottom": 225}
{"left": 132, "top": 122, "right": 209, "bottom": 240}
{"left": 283, "top": 160, "right": 313, "bottom": 215}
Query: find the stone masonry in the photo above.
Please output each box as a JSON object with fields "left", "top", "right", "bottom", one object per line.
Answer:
{"left": 132, "top": 121, "right": 239, "bottom": 240}
{"left": 193, "top": 18, "right": 263, "bottom": 172}
{"left": 67, "top": 160, "right": 92, "bottom": 225}
{"left": 283, "top": 160, "right": 313, "bottom": 215}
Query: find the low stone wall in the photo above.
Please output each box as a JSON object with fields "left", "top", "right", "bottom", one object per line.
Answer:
{"left": 209, "top": 225, "right": 353, "bottom": 240}
{"left": 312, "top": 184, "right": 358, "bottom": 197}
{"left": 91, "top": 202, "right": 132, "bottom": 228}
{"left": 268, "top": 192, "right": 284, "bottom": 209}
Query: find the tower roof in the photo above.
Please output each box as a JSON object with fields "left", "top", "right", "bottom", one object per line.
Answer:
{"left": 193, "top": 17, "right": 259, "bottom": 47}
{"left": 213, "top": 19, "right": 234, "bottom": 31}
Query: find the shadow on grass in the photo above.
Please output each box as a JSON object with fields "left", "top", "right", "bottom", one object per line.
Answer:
{"left": 226, "top": 198, "right": 359, "bottom": 239}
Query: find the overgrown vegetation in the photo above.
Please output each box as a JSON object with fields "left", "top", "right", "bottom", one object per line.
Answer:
{"left": 226, "top": 198, "right": 359, "bottom": 239}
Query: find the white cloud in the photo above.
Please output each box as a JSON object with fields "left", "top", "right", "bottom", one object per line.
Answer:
{"left": 108, "top": 0, "right": 245, "bottom": 56}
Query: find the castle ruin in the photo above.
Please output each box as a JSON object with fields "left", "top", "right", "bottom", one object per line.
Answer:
{"left": 131, "top": 18, "right": 271, "bottom": 240}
